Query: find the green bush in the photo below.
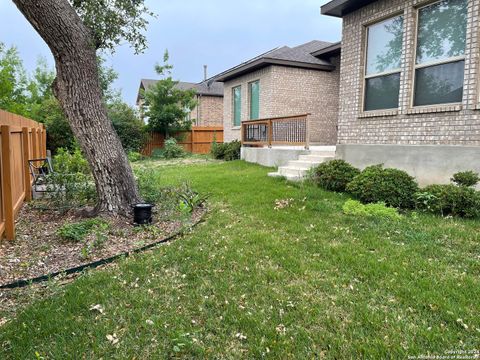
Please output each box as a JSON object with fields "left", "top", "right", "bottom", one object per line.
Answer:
{"left": 416, "top": 184, "right": 480, "bottom": 218}
{"left": 451, "top": 171, "right": 480, "bottom": 188}
{"left": 311, "top": 160, "right": 360, "bottom": 192}
{"left": 346, "top": 164, "right": 418, "bottom": 209}
{"left": 57, "top": 218, "right": 108, "bottom": 242}
{"left": 127, "top": 151, "right": 144, "bottom": 162}
{"left": 108, "top": 101, "right": 147, "bottom": 153}
{"left": 53, "top": 147, "right": 90, "bottom": 175}
{"left": 210, "top": 140, "right": 225, "bottom": 159}
{"left": 161, "top": 138, "right": 186, "bottom": 159}
{"left": 342, "top": 199, "right": 401, "bottom": 220}
{"left": 211, "top": 140, "right": 241, "bottom": 161}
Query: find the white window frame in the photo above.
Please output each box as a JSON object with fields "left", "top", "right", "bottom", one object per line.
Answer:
{"left": 363, "top": 15, "right": 404, "bottom": 112}
{"left": 411, "top": 0, "right": 467, "bottom": 108}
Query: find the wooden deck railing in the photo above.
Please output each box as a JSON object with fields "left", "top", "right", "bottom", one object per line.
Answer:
{"left": 241, "top": 113, "right": 311, "bottom": 148}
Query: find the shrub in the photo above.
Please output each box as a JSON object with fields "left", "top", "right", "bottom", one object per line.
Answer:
{"left": 210, "top": 140, "right": 225, "bottom": 159}
{"left": 108, "top": 101, "right": 147, "bottom": 153}
{"left": 342, "top": 199, "right": 401, "bottom": 220}
{"left": 43, "top": 148, "right": 96, "bottom": 211}
{"left": 311, "top": 160, "right": 360, "bottom": 192}
{"left": 416, "top": 184, "right": 480, "bottom": 218}
{"left": 128, "top": 151, "right": 144, "bottom": 162}
{"left": 136, "top": 168, "right": 163, "bottom": 204}
{"left": 57, "top": 218, "right": 108, "bottom": 242}
{"left": 346, "top": 164, "right": 418, "bottom": 208}
{"left": 224, "top": 140, "right": 241, "bottom": 161}
{"left": 162, "top": 138, "right": 186, "bottom": 159}
{"left": 53, "top": 147, "right": 90, "bottom": 175}
{"left": 451, "top": 170, "right": 480, "bottom": 188}
{"left": 211, "top": 140, "right": 241, "bottom": 161}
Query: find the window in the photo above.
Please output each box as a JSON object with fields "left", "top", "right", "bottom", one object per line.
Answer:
{"left": 414, "top": 0, "right": 467, "bottom": 106}
{"left": 249, "top": 80, "right": 260, "bottom": 120}
{"left": 364, "top": 15, "right": 404, "bottom": 111}
{"left": 233, "top": 86, "right": 241, "bottom": 126}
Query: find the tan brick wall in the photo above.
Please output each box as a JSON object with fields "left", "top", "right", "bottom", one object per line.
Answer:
{"left": 339, "top": 0, "right": 480, "bottom": 145}
{"left": 191, "top": 95, "right": 223, "bottom": 127}
{"left": 223, "top": 62, "right": 340, "bottom": 144}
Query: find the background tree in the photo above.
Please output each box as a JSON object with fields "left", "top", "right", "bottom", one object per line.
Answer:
{"left": 0, "top": 43, "right": 29, "bottom": 115}
{"left": 143, "top": 51, "right": 197, "bottom": 136}
{"left": 108, "top": 101, "right": 147, "bottom": 153}
{"left": 12, "top": 0, "right": 154, "bottom": 215}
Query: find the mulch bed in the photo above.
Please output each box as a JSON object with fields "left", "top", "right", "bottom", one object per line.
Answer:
{"left": 0, "top": 204, "right": 205, "bottom": 288}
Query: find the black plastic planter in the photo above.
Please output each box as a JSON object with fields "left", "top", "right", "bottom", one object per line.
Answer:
{"left": 133, "top": 203, "right": 154, "bottom": 225}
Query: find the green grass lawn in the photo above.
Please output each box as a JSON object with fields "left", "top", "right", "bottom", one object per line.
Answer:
{"left": 1, "top": 160, "right": 479, "bottom": 359}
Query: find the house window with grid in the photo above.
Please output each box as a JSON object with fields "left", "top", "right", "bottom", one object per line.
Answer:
{"left": 364, "top": 15, "right": 404, "bottom": 111}
{"left": 414, "top": 0, "right": 467, "bottom": 107}
{"left": 233, "top": 86, "right": 241, "bottom": 126}
{"left": 249, "top": 80, "right": 260, "bottom": 120}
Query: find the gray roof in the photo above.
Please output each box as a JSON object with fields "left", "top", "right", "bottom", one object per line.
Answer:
{"left": 321, "top": 0, "right": 377, "bottom": 17}
{"left": 213, "top": 40, "right": 339, "bottom": 82}
{"left": 137, "top": 79, "right": 223, "bottom": 104}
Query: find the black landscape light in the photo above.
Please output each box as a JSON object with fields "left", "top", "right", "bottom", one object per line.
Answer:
{"left": 132, "top": 203, "right": 154, "bottom": 225}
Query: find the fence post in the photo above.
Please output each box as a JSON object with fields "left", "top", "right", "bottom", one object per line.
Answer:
{"left": 1, "top": 125, "right": 15, "bottom": 240}
{"left": 42, "top": 125, "right": 47, "bottom": 157}
{"left": 36, "top": 128, "right": 42, "bottom": 158}
{"left": 31, "top": 126, "right": 38, "bottom": 159}
{"left": 22, "top": 127, "right": 32, "bottom": 202}
{"left": 191, "top": 127, "right": 195, "bottom": 154}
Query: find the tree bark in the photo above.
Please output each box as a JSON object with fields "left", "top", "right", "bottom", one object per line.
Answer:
{"left": 12, "top": 0, "right": 142, "bottom": 215}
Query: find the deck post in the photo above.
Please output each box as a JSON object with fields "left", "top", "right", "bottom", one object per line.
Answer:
{"left": 305, "top": 115, "right": 310, "bottom": 150}
{"left": 268, "top": 119, "right": 272, "bottom": 148}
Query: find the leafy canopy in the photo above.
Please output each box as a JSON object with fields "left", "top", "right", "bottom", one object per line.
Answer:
{"left": 143, "top": 50, "right": 197, "bottom": 135}
{"left": 70, "top": 0, "right": 155, "bottom": 54}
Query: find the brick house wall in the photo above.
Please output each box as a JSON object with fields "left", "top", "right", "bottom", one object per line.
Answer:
{"left": 191, "top": 95, "right": 223, "bottom": 127}
{"left": 338, "top": 0, "right": 480, "bottom": 146}
{"left": 223, "top": 59, "right": 340, "bottom": 144}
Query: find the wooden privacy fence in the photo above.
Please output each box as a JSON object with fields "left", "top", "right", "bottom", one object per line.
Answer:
{"left": 241, "top": 114, "right": 311, "bottom": 149}
{"left": 142, "top": 126, "right": 224, "bottom": 156}
{"left": 0, "top": 110, "right": 47, "bottom": 241}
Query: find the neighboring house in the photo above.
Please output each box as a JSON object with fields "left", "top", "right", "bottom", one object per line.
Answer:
{"left": 136, "top": 79, "right": 224, "bottom": 127}
{"left": 322, "top": 0, "right": 480, "bottom": 185}
{"left": 212, "top": 40, "right": 341, "bottom": 173}
{"left": 214, "top": 40, "right": 341, "bottom": 144}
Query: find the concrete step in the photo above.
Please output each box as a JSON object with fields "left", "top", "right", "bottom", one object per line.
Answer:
{"left": 297, "top": 155, "right": 335, "bottom": 162}
{"left": 286, "top": 160, "right": 321, "bottom": 168}
{"left": 277, "top": 166, "right": 309, "bottom": 178}
{"left": 308, "top": 151, "right": 336, "bottom": 157}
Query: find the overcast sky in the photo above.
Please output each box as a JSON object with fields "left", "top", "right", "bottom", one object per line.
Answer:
{"left": 0, "top": 0, "right": 341, "bottom": 105}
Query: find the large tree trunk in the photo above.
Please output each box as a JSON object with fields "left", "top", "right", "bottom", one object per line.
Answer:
{"left": 12, "top": 0, "right": 141, "bottom": 215}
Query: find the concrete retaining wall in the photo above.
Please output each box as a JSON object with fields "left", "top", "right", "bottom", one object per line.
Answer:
{"left": 241, "top": 147, "right": 309, "bottom": 168}
{"left": 337, "top": 144, "right": 480, "bottom": 186}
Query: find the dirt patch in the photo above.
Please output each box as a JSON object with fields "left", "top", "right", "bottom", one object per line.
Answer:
{"left": 0, "top": 204, "right": 205, "bottom": 288}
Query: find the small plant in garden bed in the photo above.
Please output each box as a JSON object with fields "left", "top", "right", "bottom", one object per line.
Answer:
{"left": 57, "top": 218, "right": 109, "bottom": 243}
